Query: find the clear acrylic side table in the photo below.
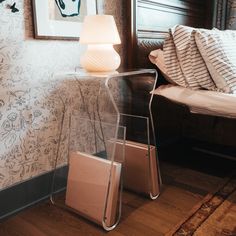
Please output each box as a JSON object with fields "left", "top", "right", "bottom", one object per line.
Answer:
{"left": 50, "top": 69, "right": 161, "bottom": 231}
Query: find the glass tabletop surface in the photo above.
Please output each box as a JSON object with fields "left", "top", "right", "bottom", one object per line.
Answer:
{"left": 60, "top": 67, "right": 158, "bottom": 78}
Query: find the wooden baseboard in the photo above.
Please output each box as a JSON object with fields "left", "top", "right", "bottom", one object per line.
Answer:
{"left": 0, "top": 166, "right": 68, "bottom": 220}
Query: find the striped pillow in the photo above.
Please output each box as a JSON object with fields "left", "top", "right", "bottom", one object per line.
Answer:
{"left": 195, "top": 30, "right": 236, "bottom": 93}
{"left": 172, "top": 25, "right": 217, "bottom": 91}
{"left": 163, "top": 29, "right": 188, "bottom": 87}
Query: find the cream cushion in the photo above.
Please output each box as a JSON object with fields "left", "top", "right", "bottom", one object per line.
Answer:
{"left": 149, "top": 49, "right": 175, "bottom": 84}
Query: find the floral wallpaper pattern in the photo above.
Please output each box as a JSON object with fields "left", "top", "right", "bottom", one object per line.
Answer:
{"left": 0, "top": 0, "right": 126, "bottom": 190}
{"left": 0, "top": 72, "right": 119, "bottom": 190}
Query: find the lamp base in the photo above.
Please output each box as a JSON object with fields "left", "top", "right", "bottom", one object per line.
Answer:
{"left": 80, "top": 44, "right": 121, "bottom": 72}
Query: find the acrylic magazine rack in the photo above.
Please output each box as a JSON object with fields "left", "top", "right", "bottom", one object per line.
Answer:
{"left": 112, "top": 115, "right": 160, "bottom": 199}
{"left": 50, "top": 117, "right": 126, "bottom": 231}
{"left": 50, "top": 73, "right": 126, "bottom": 231}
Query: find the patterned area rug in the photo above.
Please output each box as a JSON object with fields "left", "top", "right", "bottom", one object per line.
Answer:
{"left": 166, "top": 174, "right": 236, "bottom": 236}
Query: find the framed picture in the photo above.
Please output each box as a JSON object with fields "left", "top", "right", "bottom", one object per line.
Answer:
{"left": 32, "top": 0, "right": 97, "bottom": 39}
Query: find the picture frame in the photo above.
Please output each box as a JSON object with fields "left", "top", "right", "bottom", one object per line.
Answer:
{"left": 32, "top": 0, "right": 97, "bottom": 39}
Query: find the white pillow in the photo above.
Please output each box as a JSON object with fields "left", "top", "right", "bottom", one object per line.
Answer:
{"left": 172, "top": 25, "right": 217, "bottom": 91}
{"left": 149, "top": 49, "right": 175, "bottom": 84}
{"left": 163, "top": 29, "right": 188, "bottom": 87}
{"left": 149, "top": 49, "right": 166, "bottom": 73}
{"left": 195, "top": 29, "right": 236, "bottom": 93}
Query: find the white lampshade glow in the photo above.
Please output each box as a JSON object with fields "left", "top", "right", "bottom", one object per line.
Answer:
{"left": 80, "top": 15, "right": 121, "bottom": 72}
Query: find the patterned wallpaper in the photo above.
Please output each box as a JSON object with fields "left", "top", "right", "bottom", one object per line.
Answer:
{"left": 0, "top": 0, "right": 126, "bottom": 189}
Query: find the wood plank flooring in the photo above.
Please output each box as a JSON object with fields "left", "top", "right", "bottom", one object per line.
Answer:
{"left": 0, "top": 153, "right": 232, "bottom": 236}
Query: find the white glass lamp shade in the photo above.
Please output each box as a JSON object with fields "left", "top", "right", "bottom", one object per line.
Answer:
{"left": 80, "top": 15, "right": 121, "bottom": 72}
{"left": 80, "top": 15, "right": 121, "bottom": 44}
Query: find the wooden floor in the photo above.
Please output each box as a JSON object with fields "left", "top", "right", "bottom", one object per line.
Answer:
{"left": 0, "top": 150, "right": 233, "bottom": 236}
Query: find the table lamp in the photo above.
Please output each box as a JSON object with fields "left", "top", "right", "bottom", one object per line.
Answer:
{"left": 80, "top": 15, "right": 121, "bottom": 72}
